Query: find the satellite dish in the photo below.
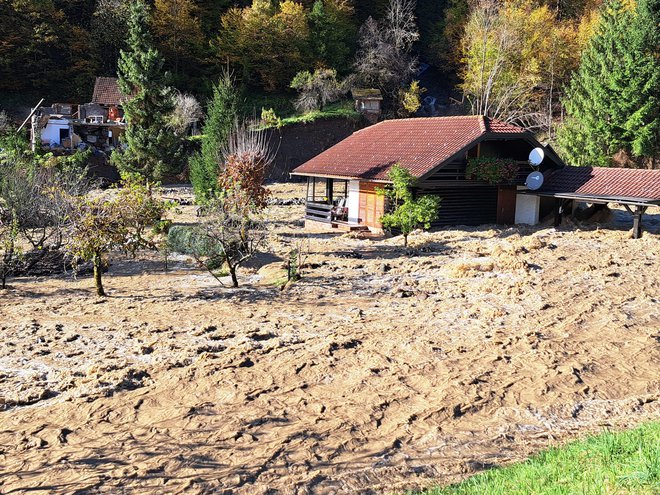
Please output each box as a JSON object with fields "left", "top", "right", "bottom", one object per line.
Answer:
{"left": 526, "top": 171, "right": 544, "bottom": 190}
{"left": 528, "top": 147, "right": 545, "bottom": 166}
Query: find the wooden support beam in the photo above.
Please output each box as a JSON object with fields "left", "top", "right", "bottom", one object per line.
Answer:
{"left": 632, "top": 206, "right": 648, "bottom": 239}
{"left": 326, "top": 178, "right": 333, "bottom": 204}
{"left": 553, "top": 198, "right": 562, "bottom": 227}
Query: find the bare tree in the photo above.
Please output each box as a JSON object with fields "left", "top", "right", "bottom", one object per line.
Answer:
{"left": 1, "top": 160, "right": 90, "bottom": 253}
{"left": 191, "top": 119, "right": 275, "bottom": 288}
{"left": 169, "top": 92, "right": 202, "bottom": 136}
{"left": 0, "top": 212, "right": 21, "bottom": 289}
{"left": 387, "top": 0, "right": 419, "bottom": 51}
{"left": 222, "top": 120, "right": 276, "bottom": 168}
{"left": 290, "top": 69, "right": 344, "bottom": 113}
{"left": 194, "top": 196, "right": 268, "bottom": 288}
{"left": 460, "top": 0, "right": 575, "bottom": 132}
{"left": 354, "top": 0, "right": 419, "bottom": 102}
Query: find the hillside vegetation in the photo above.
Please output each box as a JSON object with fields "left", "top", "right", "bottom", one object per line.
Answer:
{"left": 1, "top": 0, "right": 658, "bottom": 169}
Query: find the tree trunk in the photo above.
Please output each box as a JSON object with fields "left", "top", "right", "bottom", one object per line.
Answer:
{"left": 403, "top": 234, "right": 408, "bottom": 247}
{"left": 93, "top": 255, "right": 106, "bottom": 297}
{"left": 229, "top": 265, "right": 239, "bottom": 288}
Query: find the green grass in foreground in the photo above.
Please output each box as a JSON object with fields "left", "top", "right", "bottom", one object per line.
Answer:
{"left": 412, "top": 422, "right": 659, "bottom": 495}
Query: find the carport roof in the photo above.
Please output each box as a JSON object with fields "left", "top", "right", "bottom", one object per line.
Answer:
{"left": 537, "top": 167, "right": 660, "bottom": 205}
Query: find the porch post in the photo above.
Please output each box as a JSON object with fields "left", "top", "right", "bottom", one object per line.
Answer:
{"left": 326, "top": 178, "right": 333, "bottom": 204}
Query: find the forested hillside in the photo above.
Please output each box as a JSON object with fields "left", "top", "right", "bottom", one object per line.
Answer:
{"left": 1, "top": 0, "right": 657, "bottom": 167}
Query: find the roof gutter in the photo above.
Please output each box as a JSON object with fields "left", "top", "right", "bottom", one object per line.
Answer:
{"left": 289, "top": 171, "right": 392, "bottom": 183}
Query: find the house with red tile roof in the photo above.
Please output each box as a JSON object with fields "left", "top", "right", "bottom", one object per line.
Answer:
{"left": 291, "top": 116, "right": 565, "bottom": 230}
{"left": 91, "top": 77, "right": 125, "bottom": 107}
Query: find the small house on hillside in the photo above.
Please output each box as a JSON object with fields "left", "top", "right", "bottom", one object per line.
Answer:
{"left": 291, "top": 116, "right": 566, "bottom": 231}
{"left": 351, "top": 88, "right": 383, "bottom": 124}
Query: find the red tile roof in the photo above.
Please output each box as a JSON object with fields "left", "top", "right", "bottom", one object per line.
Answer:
{"left": 291, "top": 116, "right": 527, "bottom": 181}
{"left": 91, "top": 77, "right": 124, "bottom": 106}
{"left": 541, "top": 167, "right": 660, "bottom": 202}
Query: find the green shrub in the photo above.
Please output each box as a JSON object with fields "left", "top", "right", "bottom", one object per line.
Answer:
{"left": 260, "top": 107, "right": 282, "bottom": 128}
{"left": 466, "top": 157, "right": 518, "bottom": 185}
{"left": 166, "top": 225, "right": 222, "bottom": 259}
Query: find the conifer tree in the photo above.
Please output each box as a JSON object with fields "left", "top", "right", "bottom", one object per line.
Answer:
{"left": 557, "top": 0, "right": 659, "bottom": 167}
{"left": 189, "top": 73, "right": 238, "bottom": 201}
{"left": 113, "top": 0, "right": 181, "bottom": 180}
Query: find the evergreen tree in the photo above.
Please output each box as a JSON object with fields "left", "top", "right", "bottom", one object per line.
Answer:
{"left": 189, "top": 73, "right": 238, "bottom": 202}
{"left": 113, "top": 0, "right": 181, "bottom": 180}
{"left": 557, "top": 0, "right": 659, "bottom": 167}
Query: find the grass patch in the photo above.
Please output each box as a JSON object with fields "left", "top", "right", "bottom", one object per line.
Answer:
{"left": 412, "top": 422, "right": 659, "bottom": 495}
{"left": 278, "top": 100, "right": 359, "bottom": 126}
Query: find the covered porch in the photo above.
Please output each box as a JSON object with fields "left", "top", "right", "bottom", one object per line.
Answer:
{"left": 305, "top": 177, "right": 349, "bottom": 224}
{"left": 303, "top": 177, "right": 376, "bottom": 231}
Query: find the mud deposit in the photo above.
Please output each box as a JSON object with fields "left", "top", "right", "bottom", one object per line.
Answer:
{"left": 1, "top": 184, "right": 659, "bottom": 494}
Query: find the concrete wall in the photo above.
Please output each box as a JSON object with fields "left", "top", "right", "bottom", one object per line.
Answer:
{"left": 40, "top": 119, "right": 70, "bottom": 145}
{"left": 265, "top": 117, "right": 366, "bottom": 182}
{"left": 515, "top": 192, "right": 540, "bottom": 225}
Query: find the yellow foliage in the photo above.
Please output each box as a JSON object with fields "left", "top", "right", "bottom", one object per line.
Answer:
{"left": 217, "top": 0, "right": 310, "bottom": 91}
{"left": 459, "top": 0, "right": 584, "bottom": 123}
{"left": 152, "top": 0, "right": 203, "bottom": 73}
{"left": 399, "top": 80, "right": 425, "bottom": 116}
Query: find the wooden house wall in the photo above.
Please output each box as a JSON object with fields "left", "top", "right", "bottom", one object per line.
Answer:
{"left": 417, "top": 183, "right": 498, "bottom": 226}
{"left": 416, "top": 138, "right": 545, "bottom": 226}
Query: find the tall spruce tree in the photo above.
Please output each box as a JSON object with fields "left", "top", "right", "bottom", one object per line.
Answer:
{"left": 557, "top": 0, "right": 659, "bottom": 168}
{"left": 189, "top": 72, "right": 238, "bottom": 201}
{"left": 113, "top": 0, "right": 181, "bottom": 180}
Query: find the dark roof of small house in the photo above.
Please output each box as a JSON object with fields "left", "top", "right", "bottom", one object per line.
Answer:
{"left": 539, "top": 167, "right": 660, "bottom": 204}
{"left": 291, "top": 116, "right": 529, "bottom": 181}
{"left": 352, "top": 88, "right": 383, "bottom": 100}
{"left": 91, "top": 77, "right": 124, "bottom": 106}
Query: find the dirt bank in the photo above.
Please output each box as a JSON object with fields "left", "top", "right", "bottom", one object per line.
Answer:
{"left": 1, "top": 184, "right": 658, "bottom": 494}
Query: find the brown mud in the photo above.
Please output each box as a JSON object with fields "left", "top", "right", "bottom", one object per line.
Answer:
{"left": 1, "top": 184, "right": 658, "bottom": 494}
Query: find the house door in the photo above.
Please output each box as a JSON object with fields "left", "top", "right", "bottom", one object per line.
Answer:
{"left": 497, "top": 186, "right": 517, "bottom": 224}
{"left": 358, "top": 182, "right": 385, "bottom": 228}
{"left": 59, "top": 128, "right": 70, "bottom": 143}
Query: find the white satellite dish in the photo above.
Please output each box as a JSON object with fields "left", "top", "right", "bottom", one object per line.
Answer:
{"left": 526, "top": 171, "right": 544, "bottom": 190}
{"left": 529, "top": 147, "right": 545, "bottom": 166}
